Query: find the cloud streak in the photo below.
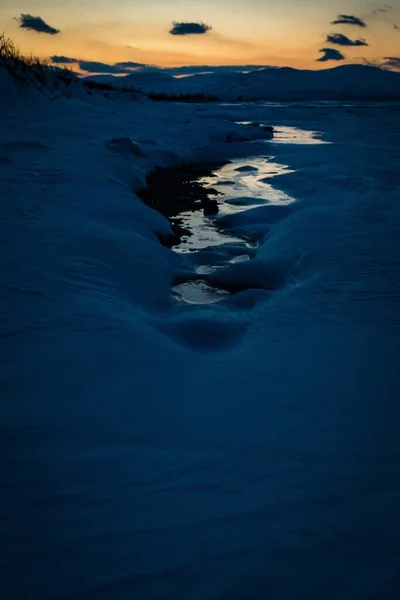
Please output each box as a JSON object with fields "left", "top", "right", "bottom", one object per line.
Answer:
{"left": 326, "top": 33, "right": 368, "bottom": 46}
{"left": 56, "top": 59, "right": 152, "bottom": 74}
{"left": 51, "top": 55, "right": 78, "bottom": 64}
{"left": 78, "top": 61, "right": 132, "bottom": 74}
{"left": 317, "top": 48, "right": 345, "bottom": 62}
{"left": 331, "top": 15, "right": 366, "bottom": 28}
{"left": 381, "top": 56, "right": 400, "bottom": 69}
{"left": 169, "top": 22, "right": 212, "bottom": 36}
{"left": 362, "top": 56, "right": 400, "bottom": 71}
{"left": 162, "top": 64, "right": 268, "bottom": 76}
{"left": 50, "top": 58, "right": 152, "bottom": 73}
{"left": 17, "top": 14, "right": 60, "bottom": 35}
{"left": 115, "top": 61, "right": 151, "bottom": 69}
{"left": 52, "top": 56, "right": 277, "bottom": 77}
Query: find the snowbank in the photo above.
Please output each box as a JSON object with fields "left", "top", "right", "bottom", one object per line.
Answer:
{"left": 1, "top": 65, "right": 400, "bottom": 600}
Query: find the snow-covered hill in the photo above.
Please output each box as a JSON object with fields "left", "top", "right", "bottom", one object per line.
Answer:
{"left": 84, "top": 64, "right": 400, "bottom": 100}
{"left": 83, "top": 70, "right": 179, "bottom": 94}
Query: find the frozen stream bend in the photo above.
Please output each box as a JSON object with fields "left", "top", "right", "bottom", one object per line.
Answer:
{"left": 150, "top": 125, "right": 329, "bottom": 305}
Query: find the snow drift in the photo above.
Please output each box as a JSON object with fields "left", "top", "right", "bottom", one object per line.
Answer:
{"left": 1, "top": 60, "right": 400, "bottom": 600}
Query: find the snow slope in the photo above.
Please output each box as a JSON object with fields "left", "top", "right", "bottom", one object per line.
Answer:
{"left": 207, "top": 64, "right": 400, "bottom": 100}
{"left": 84, "top": 64, "right": 400, "bottom": 100}
{"left": 1, "top": 68, "right": 400, "bottom": 599}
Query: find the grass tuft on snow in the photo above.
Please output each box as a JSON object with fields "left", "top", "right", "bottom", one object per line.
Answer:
{"left": 0, "top": 33, "right": 69, "bottom": 89}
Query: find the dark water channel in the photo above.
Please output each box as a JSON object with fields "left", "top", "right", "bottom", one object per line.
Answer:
{"left": 139, "top": 125, "right": 326, "bottom": 304}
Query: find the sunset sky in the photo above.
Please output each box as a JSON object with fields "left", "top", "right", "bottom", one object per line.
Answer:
{"left": 1, "top": 0, "right": 399, "bottom": 72}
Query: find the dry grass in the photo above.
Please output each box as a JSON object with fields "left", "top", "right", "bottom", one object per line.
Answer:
{"left": 0, "top": 32, "right": 71, "bottom": 88}
{"left": 0, "top": 33, "right": 146, "bottom": 101}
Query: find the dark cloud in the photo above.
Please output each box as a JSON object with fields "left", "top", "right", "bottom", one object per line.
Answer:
{"left": 169, "top": 22, "right": 212, "bottom": 36}
{"left": 331, "top": 15, "right": 366, "bottom": 28}
{"left": 115, "top": 61, "right": 151, "bottom": 69}
{"left": 78, "top": 61, "right": 152, "bottom": 74}
{"left": 17, "top": 14, "right": 60, "bottom": 35}
{"left": 78, "top": 61, "right": 131, "bottom": 74}
{"left": 161, "top": 64, "right": 269, "bottom": 76}
{"left": 317, "top": 48, "right": 346, "bottom": 62}
{"left": 361, "top": 58, "right": 380, "bottom": 67}
{"left": 48, "top": 58, "right": 267, "bottom": 76}
{"left": 362, "top": 56, "right": 400, "bottom": 71}
{"left": 50, "top": 56, "right": 147, "bottom": 73}
{"left": 381, "top": 56, "right": 400, "bottom": 69}
{"left": 51, "top": 55, "right": 78, "bottom": 64}
{"left": 326, "top": 33, "right": 368, "bottom": 46}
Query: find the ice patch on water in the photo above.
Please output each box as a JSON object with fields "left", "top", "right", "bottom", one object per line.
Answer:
{"left": 173, "top": 211, "right": 246, "bottom": 253}
{"left": 234, "top": 165, "right": 259, "bottom": 173}
{"left": 196, "top": 264, "right": 225, "bottom": 275}
{"left": 230, "top": 254, "right": 251, "bottom": 264}
{"left": 173, "top": 280, "right": 230, "bottom": 304}
{"left": 225, "top": 196, "right": 267, "bottom": 207}
{"left": 215, "top": 180, "right": 236, "bottom": 186}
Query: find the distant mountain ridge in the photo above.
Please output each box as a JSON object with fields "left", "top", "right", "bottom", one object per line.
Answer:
{"left": 83, "top": 64, "right": 400, "bottom": 101}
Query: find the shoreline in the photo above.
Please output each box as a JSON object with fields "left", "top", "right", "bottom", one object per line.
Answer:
{"left": 137, "top": 163, "right": 227, "bottom": 248}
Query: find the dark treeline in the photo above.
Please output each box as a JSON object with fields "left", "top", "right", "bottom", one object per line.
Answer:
{"left": 82, "top": 79, "right": 141, "bottom": 94}
{"left": 80, "top": 81, "right": 221, "bottom": 102}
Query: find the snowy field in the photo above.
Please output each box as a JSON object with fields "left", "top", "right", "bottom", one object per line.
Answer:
{"left": 1, "top": 71, "right": 400, "bottom": 599}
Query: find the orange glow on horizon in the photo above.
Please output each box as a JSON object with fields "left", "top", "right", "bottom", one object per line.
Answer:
{"left": 1, "top": 1, "right": 399, "bottom": 73}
